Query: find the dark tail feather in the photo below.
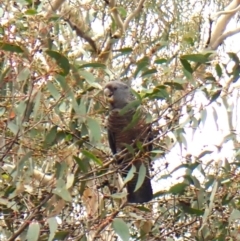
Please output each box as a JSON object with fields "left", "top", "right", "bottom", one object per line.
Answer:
{"left": 126, "top": 162, "right": 153, "bottom": 203}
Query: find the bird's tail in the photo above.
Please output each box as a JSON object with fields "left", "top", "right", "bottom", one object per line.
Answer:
{"left": 125, "top": 160, "right": 153, "bottom": 203}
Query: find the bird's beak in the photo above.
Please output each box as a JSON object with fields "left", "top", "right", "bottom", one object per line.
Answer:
{"left": 104, "top": 88, "right": 114, "bottom": 103}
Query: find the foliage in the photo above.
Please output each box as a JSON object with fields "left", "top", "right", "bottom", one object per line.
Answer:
{"left": 0, "top": 0, "right": 240, "bottom": 240}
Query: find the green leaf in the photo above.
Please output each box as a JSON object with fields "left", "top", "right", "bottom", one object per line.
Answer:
{"left": 8, "top": 122, "right": 19, "bottom": 135}
{"left": 141, "top": 69, "right": 157, "bottom": 78}
{"left": 47, "top": 217, "right": 58, "bottom": 241}
{"left": 0, "top": 42, "right": 24, "bottom": 53}
{"left": 19, "top": 151, "right": 33, "bottom": 165}
{"left": 135, "top": 206, "right": 151, "bottom": 212}
{"left": 81, "top": 150, "right": 102, "bottom": 166}
{"left": 87, "top": 117, "right": 101, "bottom": 142}
{"left": 79, "top": 63, "right": 106, "bottom": 69}
{"left": 54, "top": 178, "right": 72, "bottom": 201}
{"left": 52, "top": 231, "right": 70, "bottom": 240}
{"left": 78, "top": 97, "right": 87, "bottom": 118}
{"left": 151, "top": 150, "right": 165, "bottom": 154}
{"left": 136, "top": 141, "right": 143, "bottom": 151}
{"left": 46, "top": 50, "right": 70, "bottom": 76}
{"left": 124, "top": 108, "right": 142, "bottom": 131}
{"left": 197, "top": 150, "right": 213, "bottom": 159}
{"left": 123, "top": 144, "right": 135, "bottom": 155}
{"left": 15, "top": 101, "right": 27, "bottom": 116}
{"left": 154, "top": 58, "right": 168, "bottom": 64}
{"left": 178, "top": 202, "right": 204, "bottom": 216}
{"left": 111, "top": 192, "right": 127, "bottom": 199}
{"left": 229, "top": 209, "right": 240, "bottom": 222}
{"left": 17, "top": 67, "right": 31, "bottom": 81}
{"left": 26, "top": 222, "right": 40, "bottom": 241}
{"left": 183, "top": 36, "right": 194, "bottom": 45}
{"left": 130, "top": 88, "right": 142, "bottom": 101}
{"left": 228, "top": 52, "right": 239, "bottom": 65}
{"left": 208, "top": 90, "right": 221, "bottom": 105}
{"left": 182, "top": 68, "right": 192, "bottom": 79}
{"left": 180, "top": 58, "right": 193, "bottom": 74}
{"left": 112, "top": 218, "right": 130, "bottom": 241}
{"left": 134, "top": 164, "right": 146, "bottom": 192}
{"left": 232, "top": 65, "right": 240, "bottom": 83}
{"left": 55, "top": 162, "right": 68, "bottom": 179}
{"left": 123, "top": 165, "right": 136, "bottom": 184}
{"left": 79, "top": 70, "right": 101, "bottom": 89}
{"left": 25, "top": 9, "right": 38, "bottom": 15}
{"left": 73, "top": 156, "right": 89, "bottom": 173}
{"left": 215, "top": 64, "right": 222, "bottom": 77}
{"left": 134, "top": 56, "right": 150, "bottom": 78}
{"left": 119, "top": 99, "right": 141, "bottom": 115}
{"left": 116, "top": 6, "right": 127, "bottom": 18}
{"left": 143, "top": 85, "right": 169, "bottom": 100}
{"left": 43, "top": 126, "right": 58, "bottom": 147}
{"left": 33, "top": 91, "right": 41, "bottom": 121}
{"left": 181, "top": 54, "right": 210, "bottom": 63}
{"left": 47, "top": 81, "right": 61, "bottom": 100}
{"left": 164, "top": 82, "right": 184, "bottom": 90}
{"left": 169, "top": 183, "right": 188, "bottom": 195}
{"left": 0, "top": 8, "right": 3, "bottom": 18}
{"left": 170, "top": 163, "right": 199, "bottom": 175}
{"left": 116, "top": 47, "right": 132, "bottom": 54}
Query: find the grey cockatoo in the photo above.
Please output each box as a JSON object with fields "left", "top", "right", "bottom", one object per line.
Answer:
{"left": 104, "top": 81, "right": 153, "bottom": 203}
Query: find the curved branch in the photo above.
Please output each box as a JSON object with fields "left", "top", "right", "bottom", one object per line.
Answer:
{"left": 65, "top": 18, "right": 98, "bottom": 53}
{"left": 212, "top": 4, "right": 240, "bottom": 19}
{"left": 211, "top": 27, "right": 240, "bottom": 49}
{"left": 209, "top": 0, "right": 240, "bottom": 49}
{"left": 109, "top": 0, "right": 124, "bottom": 35}
{"left": 124, "top": 0, "right": 146, "bottom": 30}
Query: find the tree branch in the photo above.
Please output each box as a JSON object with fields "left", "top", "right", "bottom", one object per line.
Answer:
{"left": 209, "top": 0, "right": 240, "bottom": 49}
{"left": 98, "top": 0, "right": 146, "bottom": 63}
{"left": 109, "top": 0, "right": 124, "bottom": 35}
{"left": 212, "top": 4, "right": 240, "bottom": 19}
{"left": 65, "top": 18, "right": 98, "bottom": 53}
{"left": 124, "top": 0, "right": 146, "bottom": 30}
{"left": 211, "top": 27, "right": 240, "bottom": 49}
{"left": 45, "top": 0, "right": 66, "bottom": 18}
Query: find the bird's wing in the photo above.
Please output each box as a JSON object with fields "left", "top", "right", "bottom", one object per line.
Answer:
{"left": 107, "top": 128, "right": 117, "bottom": 154}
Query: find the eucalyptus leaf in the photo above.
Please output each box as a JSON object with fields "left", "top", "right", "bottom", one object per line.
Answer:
{"left": 111, "top": 192, "right": 127, "bottom": 199}
{"left": 26, "top": 222, "right": 40, "bottom": 241}
{"left": 134, "top": 164, "right": 146, "bottom": 192}
{"left": 46, "top": 50, "right": 70, "bottom": 76}
{"left": 87, "top": 117, "right": 101, "bottom": 142}
{"left": 123, "top": 165, "right": 136, "bottom": 184}
{"left": 82, "top": 150, "right": 102, "bottom": 166}
{"left": 47, "top": 217, "right": 58, "bottom": 241}
{"left": 0, "top": 41, "right": 24, "bottom": 53}
{"left": 17, "top": 67, "right": 30, "bottom": 81}
{"left": 43, "top": 126, "right": 58, "bottom": 147}
{"left": 112, "top": 218, "right": 130, "bottom": 241}
{"left": 47, "top": 81, "right": 61, "bottom": 100}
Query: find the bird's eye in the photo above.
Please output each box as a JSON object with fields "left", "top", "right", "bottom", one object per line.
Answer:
{"left": 113, "top": 87, "right": 117, "bottom": 90}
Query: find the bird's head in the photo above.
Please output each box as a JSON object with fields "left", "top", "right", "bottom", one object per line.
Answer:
{"left": 104, "top": 81, "right": 133, "bottom": 109}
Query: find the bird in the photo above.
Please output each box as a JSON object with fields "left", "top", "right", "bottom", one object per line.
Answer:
{"left": 104, "top": 81, "right": 153, "bottom": 203}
